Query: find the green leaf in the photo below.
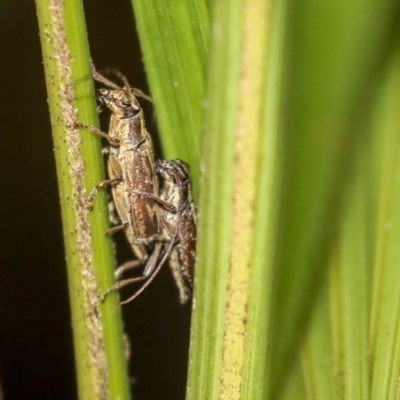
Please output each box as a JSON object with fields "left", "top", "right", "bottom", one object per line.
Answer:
{"left": 131, "top": 0, "right": 210, "bottom": 189}
{"left": 132, "top": 0, "right": 281, "bottom": 398}
{"left": 301, "top": 288, "right": 339, "bottom": 400}
{"left": 370, "top": 48, "right": 400, "bottom": 400}
{"left": 269, "top": 0, "right": 400, "bottom": 396}
{"left": 282, "top": 360, "right": 307, "bottom": 400}
{"left": 327, "top": 150, "right": 371, "bottom": 400}
{"left": 36, "top": 0, "right": 130, "bottom": 398}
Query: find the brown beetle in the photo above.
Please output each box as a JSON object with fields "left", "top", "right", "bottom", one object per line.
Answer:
{"left": 80, "top": 71, "right": 158, "bottom": 271}
{"left": 103, "top": 159, "right": 197, "bottom": 304}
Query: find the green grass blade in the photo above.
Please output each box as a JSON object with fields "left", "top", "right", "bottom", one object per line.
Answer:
{"left": 301, "top": 136, "right": 374, "bottom": 400}
{"left": 328, "top": 148, "right": 372, "bottom": 400}
{"left": 370, "top": 48, "right": 400, "bottom": 400}
{"left": 187, "top": 0, "right": 241, "bottom": 396}
{"left": 187, "top": 0, "right": 276, "bottom": 398}
{"left": 301, "top": 288, "right": 338, "bottom": 400}
{"left": 241, "top": 0, "right": 288, "bottom": 397}
{"left": 281, "top": 360, "right": 307, "bottom": 400}
{"left": 269, "top": 1, "right": 400, "bottom": 396}
{"left": 130, "top": 0, "right": 210, "bottom": 185}
{"left": 36, "top": 0, "right": 130, "bottom": 398}
{"left": 301, "top": 145, "right": 373, "bottom": 400}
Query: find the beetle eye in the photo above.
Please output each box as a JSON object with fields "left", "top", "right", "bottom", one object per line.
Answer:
{"left": 114, "top": 99, "right": 129, "bottom": 108}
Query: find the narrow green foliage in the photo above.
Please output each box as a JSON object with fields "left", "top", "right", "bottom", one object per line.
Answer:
{"left": 130, "top": 0, "right": 210, "bottom": 187}
{"left": 132, "top": 0, "right": 277, "bottom": 398}
{"left": 187, "top": 0, "right": 276, "bottom": 397}
{"left": 370, "top": 49, "right": 400, "bottom": 400}
{"left": 36, "top": 0, "right": 130, "bottom": 398}
{"left": 281, "top": 359, "right": 307, "bottom": 400}
{"left": 187, "top": 0, "right": 242, "bottom": 395}
{"left": 328, "top": 149, "right": 371, "bottom": 400}
{"left": 36, "top": 2, "right": 95, "bottom": 396}
{"left": 241, "top": 1, "right": 287, "bottom": 397}
{"left": 269, "top": 0, "right": 400, "bottom": 396}
{"left": 301, "top": 289, "right": 338, "bottom": 400}
{"left": 301, "top": 137, "right": 373, "bottom": 400}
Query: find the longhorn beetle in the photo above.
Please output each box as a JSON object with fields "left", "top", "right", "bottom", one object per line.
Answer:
{"left": 102, "top": 159, "right": 197, "bottom": 304}
{"left": 78, "top": 70, "right": 159, "bottom": 278}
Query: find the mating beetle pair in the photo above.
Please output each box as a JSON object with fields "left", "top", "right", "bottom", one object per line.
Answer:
{"left": 80, "top": 70, "right": 197, "bottom": 304}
